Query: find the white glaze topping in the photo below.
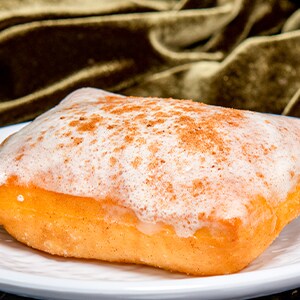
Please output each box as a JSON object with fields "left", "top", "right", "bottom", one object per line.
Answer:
{"left": 1, "top": 88, "right": 300, "bottom": 237}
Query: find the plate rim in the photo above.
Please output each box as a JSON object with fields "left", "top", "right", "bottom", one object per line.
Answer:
{"left": 0, "top": 259, "right": 300, "bottom": 298}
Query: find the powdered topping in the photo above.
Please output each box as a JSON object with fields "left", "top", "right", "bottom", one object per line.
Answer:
{"left": 1, "top": 87, "right": 300, "bottom": 237}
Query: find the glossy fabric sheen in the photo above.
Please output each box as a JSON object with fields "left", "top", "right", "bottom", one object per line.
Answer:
{"left": 0, "top": 0, "right": 299, "bottom": 125}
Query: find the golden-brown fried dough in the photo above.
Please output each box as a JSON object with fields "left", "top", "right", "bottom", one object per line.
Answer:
{"left": 1, "top": 88, "right": 300, "bottom": 275}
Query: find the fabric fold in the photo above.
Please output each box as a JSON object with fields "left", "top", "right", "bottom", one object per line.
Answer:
{"left": 0, "top": 0, "right": 299, "bottom": 126}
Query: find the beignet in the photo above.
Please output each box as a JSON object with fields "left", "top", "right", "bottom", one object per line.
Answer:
{"left": 1, "top": 88, "right": 300, "bottom": 275}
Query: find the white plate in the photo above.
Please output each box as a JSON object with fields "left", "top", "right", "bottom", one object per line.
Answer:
{"left": 1, "top": 123, "right": 300, "bottom": 300}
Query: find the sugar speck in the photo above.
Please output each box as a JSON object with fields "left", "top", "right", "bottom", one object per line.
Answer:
{"left": 17, "top": 195, "right": 24, "bottom": 202}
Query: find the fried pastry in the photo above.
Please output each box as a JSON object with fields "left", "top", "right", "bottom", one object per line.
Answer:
{"left": 1, "top": 88, "right": 300, "bottom": 275}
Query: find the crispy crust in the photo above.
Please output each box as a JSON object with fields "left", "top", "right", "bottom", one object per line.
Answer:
{"left": 1, "top": 183, "right": 299, "bottom": 276}
{"left": 1, "top": 89, "right": 300, "bottom": 275}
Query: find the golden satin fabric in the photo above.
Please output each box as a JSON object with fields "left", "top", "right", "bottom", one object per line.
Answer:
{"left": 0, "top": 0, "right": 299, "bottom": 126}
